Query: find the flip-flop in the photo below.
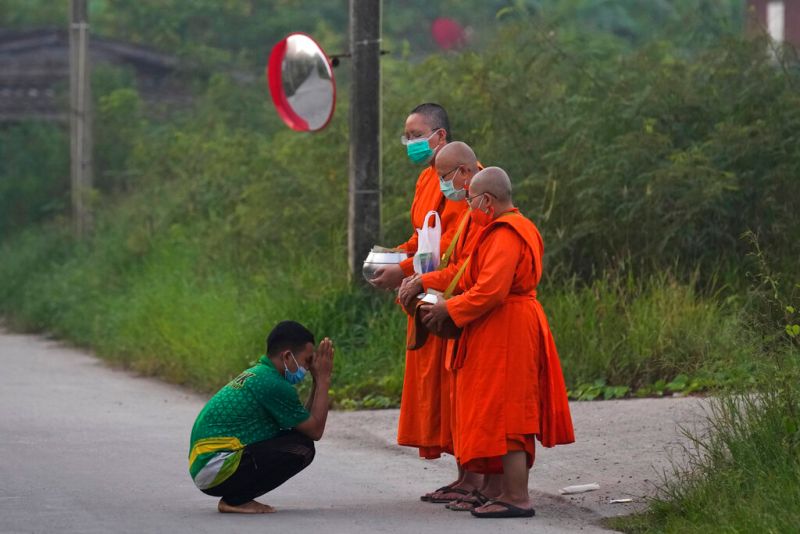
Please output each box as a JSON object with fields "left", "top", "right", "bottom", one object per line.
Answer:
{"left": 445, "top": 490, "right": 490, "bottom": 511}
{"left": 470, "top": 499, "right": 536, "bottom": 518}
{"left": 420, "top": 484, "right": 460, "bottom": 502}
{"left": 428, "top": 486, "right": 471, "bottom": 503}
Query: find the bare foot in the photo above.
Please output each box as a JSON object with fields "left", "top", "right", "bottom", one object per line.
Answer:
{"left": 218, "top": 499, "right": 276, "bottom": 514}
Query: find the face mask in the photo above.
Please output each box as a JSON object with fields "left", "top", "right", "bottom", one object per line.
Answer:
{"left": 439, "top": 169, "right": 466, "bottom": 201}
{"left": 406, "top": 131, "right": 439, "bottom": 165}
{"left": 283, "top": 352, "right": 307, "bottom": 385}
{"left": 469, "top": 196, "right": 494, "bottom": 227}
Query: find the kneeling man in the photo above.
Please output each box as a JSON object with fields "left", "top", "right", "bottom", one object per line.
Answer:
{"left": 188, "top": 321, "right": 334, "bottom": 513}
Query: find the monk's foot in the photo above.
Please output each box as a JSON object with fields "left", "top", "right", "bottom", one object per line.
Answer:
{"left": 445, "top": 490, "right": 491, "bottom": 511}
{"left": 218, "top": 498, "right": 276, "bottom": 514}
{"left": 472, "top": 493, "right": 531, "bottom": 515}
{"left": 424, "top": 482, "right": 474, "bottom": 503}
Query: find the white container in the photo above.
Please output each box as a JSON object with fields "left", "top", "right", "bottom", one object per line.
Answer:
{"left": 362, "top": 251, "right": 408, "bottom": 282}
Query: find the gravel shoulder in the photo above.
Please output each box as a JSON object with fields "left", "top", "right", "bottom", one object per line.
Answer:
{"left": 0, "top": 330, "right": 707, "bottom": 533}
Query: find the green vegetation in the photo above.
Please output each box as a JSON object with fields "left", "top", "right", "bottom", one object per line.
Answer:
{"left": 1, "top": 4, "right": 796, "bottom": 401}
{"left": 610, "top": 251, "right": 800, "bottom": 533}
{"left": 1, "top": 3, "right": 799, "bottom": 530}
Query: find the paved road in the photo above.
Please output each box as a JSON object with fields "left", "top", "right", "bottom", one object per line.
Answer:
{"left": 0, "top": 330, "right": 706, "bottom": 533}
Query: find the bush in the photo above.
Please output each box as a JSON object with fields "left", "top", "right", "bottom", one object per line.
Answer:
{"left": 0, "top": 123, "right": 69, "bottom": 235}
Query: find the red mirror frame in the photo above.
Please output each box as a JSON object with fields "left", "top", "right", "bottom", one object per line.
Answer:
{"left": 266, "top": 33, "right": 336, "bottom": 132}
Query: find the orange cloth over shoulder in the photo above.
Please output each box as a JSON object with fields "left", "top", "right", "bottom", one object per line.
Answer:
{"left": 396, "top": 164, "right": 468, "bottom": 458}
{"left": 445, "top": 209, "right": 575, "bottom": 473}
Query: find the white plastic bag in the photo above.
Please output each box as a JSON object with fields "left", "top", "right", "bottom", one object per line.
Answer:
{"left": 413, "top": 210, "right": 441, "bottom": 274}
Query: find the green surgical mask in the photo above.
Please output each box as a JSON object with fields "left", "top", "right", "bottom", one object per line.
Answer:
{"left": 406, "top": 132, "right": 438, "bottom": 165}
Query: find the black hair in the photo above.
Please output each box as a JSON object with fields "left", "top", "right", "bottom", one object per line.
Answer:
{"left": 266, "top": 321, "right": 315, "bottom": 356}
{"left": 409, "top": 102, "right": 452, "bottom": 142}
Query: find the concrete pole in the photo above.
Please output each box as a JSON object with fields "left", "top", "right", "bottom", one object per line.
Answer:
{"left": 348, "top": 0, "right": 382, "bottom": 282}
{"left": 69, "top": 0, "right": 93, "bottom": 237}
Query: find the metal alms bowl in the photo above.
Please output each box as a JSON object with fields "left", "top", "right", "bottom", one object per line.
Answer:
{"left": 362, "top": 251, "right": 408, "bottom": 281}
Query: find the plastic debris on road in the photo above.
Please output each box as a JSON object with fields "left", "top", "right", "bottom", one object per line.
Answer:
{"left": 558, "top": 482, "right": 600, "bottom": 495}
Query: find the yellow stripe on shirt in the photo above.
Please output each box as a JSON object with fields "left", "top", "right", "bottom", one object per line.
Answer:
{"left": 189, "top": 436, "right": 244, "bottom": 466}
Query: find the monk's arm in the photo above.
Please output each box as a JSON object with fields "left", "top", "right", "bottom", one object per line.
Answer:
{"left": 421, "top": 261, "right": 461, "bottom": 292}
{"left": 446, "top": 228, "right": 521, "bottom": 327}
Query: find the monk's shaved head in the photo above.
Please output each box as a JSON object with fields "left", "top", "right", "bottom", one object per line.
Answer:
{"left": 436, "top": 141, "right": 478, "bottom": 173}
{"left": 470, "top": 167, "right": 512, "bottom": 203}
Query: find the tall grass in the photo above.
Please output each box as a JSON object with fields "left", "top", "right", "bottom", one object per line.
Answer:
{"left": 611, "top": 353, "right": 800, "bottom": 533}
{"left": 609, "top": 247, "right": 800, "bottom": 533}
{"left": 544, "top": 273, "right": 755, "bottom": 392}
{"left": 0, "top": 219, "right": 754, "bottom": 406}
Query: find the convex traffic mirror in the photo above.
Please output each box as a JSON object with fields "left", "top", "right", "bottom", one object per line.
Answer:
{"left": 267, "top": 33, "right": 336, "bottom": 132}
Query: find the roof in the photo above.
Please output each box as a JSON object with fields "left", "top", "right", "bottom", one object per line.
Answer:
{"left": 0, "top": 27, "right": 183, "bottom": 122}
{"left": 0, "top": 27, "right": 179, "bottom": 71}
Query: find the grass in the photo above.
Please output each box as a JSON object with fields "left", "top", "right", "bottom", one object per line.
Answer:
{"left": 544, "top": 273, "right": 756, "bottom": 395}
{"left": 0, "top": 220, "right": 758, "bottom": 407}
{"left": 609, "top": 348, "right": 800, "bottom": 533}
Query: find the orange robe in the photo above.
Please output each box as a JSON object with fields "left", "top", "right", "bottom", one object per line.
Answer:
{"left": 396, "top": 164, "right": 468, "bottom": 458}
{"left": 445, "top": 209, "right": 575, "bottom": 473}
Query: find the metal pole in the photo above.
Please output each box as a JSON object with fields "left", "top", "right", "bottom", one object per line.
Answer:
{"left": 69, "top": 0, "right": 93, "bottom": 237}
{"left": 348, "top": 0, "right": 382, "bottom": 282}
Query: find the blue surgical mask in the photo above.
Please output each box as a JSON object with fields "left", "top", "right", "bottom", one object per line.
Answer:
{"left": 439, "top": 168, "right": 466, "bottom": 201}
{"left": 283, "top": 352, "right": 307, "bottom": 385}
{"left": 406, "top": 131, "right": 438, "bottom": 165}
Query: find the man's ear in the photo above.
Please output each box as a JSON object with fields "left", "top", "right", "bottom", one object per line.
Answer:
{"left": 436, "top": 129, "right": 447, "bottom": 146}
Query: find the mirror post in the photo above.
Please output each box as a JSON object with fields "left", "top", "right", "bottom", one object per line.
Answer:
{"left": 348, "top": 0, "right": 382, "bottom": 283}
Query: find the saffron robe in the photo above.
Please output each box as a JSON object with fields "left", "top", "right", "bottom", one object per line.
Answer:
{"left": 396, "top": 164, "right": 469, "bottom": 457}
{"left": 445, "top": 210, "right": 575, "bottom": 472}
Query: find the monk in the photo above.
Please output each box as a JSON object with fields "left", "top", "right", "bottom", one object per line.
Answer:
{"left": 370, "top": 104, "right": 469, "bottom": 503}
{"left": 398, "top": 141, "right": 502, "bottom": 511}
{"left": 421, "top": 167, "right": 575, "bottom": 518}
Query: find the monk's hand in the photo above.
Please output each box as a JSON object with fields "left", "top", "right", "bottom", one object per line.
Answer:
{"left": 370, "top": 264, "right": 405, "bottom": 290}
{"left": 421, "top": 299, "right": 450, "bottom": 331}
{"left": 398, "top": 274, "right": 424, "bottom": 308}
{"left": 311, "top": 338, "right": 334, "bottom": 381}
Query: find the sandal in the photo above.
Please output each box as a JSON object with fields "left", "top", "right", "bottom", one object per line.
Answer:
{"left": 420, "top": 484, "right": 465, "bottom": 502}
{"left": 427, "top": 486, "right": 471, "bottom": 503}
{"left": 470, "top": 499, "right": 535, "bottom": 518}
{"left": 445, "top": 490, "right": 490, "bottom": 511}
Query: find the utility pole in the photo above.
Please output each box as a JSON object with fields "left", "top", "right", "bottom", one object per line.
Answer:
{"left": 69, "top": 0, "right": 93, "bottom": 237}
{"left": 348, "top": 0, "right": 382, "bottom": 281}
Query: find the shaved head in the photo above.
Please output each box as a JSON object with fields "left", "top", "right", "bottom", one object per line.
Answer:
{"left": 436, "top": 141, "right": 478, "bottom": 172}
{"left": 470, "top": 167, "right": 512, "bottom": 203}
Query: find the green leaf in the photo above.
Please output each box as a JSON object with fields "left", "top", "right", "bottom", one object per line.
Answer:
{"left": 667, "top": 374, "right": 689, "bottom": 392}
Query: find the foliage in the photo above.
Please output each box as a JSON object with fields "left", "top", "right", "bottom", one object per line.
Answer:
{"left": 610, "top": 240, "right": 800, "bottom": 533}
{"left": 2, "top": 13, "right": 797, "bottom": 405}
{"left": 381, "top": 27, "right": 800, "bottom": 279}
{"left": 547, "top": 272, "right": 755, "bottom": 393}
{"left": 1, "top": 1, "right": 745, "bottom": 66}
{"left": 0, "top": 123, "right": 69, "bottom": 237}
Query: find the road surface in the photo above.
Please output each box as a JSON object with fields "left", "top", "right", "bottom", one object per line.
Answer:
{"left": 0, "top": 329, "right": 706, "bottom": 533}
